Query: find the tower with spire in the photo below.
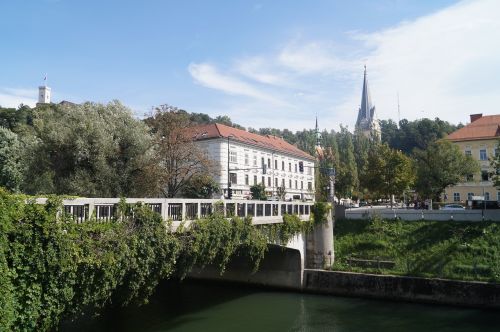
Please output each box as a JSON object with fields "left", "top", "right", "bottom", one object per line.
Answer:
{"left": 315, "top": 116, "right": 321, "bottom": 148}
{"left": 355, "top": 66, "right": 380, "bottom": 141}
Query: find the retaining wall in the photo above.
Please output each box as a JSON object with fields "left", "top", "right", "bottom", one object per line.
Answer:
{"left": 303, "top": 270, "right": 500, "bottom": 309}
{"left": 345, "top": 208, "right": 500, "bottom": 222}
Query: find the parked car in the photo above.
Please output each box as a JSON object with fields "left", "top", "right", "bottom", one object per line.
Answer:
{"left": 441, "top": 204, "right": 465, "bottom": 210}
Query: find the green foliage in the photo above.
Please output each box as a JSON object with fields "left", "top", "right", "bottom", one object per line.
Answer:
{"left": 380, "top": 117, "right": 461, "bottom": 154}
{"left": 414, "top": 140, "right": 479, "bottom": 200}
{"left": 0, "top": 193, "right": 179, "bottom": 331}
{"left": 22, "top": 101, "right": 153, "bottom": 197}
{"left": 336, "top": 126, "right": 358, "bottom": 198}
{"left": 0, "top": 127, "right": 24, "bottom": 192}
{"left": 250, "top": 183, "right": 267, "bottom": 200}
{"left": 0, "top": 192, "right": 311, "bottom": 330}
{"left": 182, "top": 174, "right": 220, "bottom": 198}
{"left": 312, "top": 201, "right": 331, "bottom": 225}
{"left": 362, "top": 143, "right": 415, "bottom": 203}
{"left": 333, "top": 217, "right": 500, "bottom": 282}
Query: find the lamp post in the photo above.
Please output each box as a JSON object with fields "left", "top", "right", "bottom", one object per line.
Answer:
{"left": 227, "top": 135, "right": 233, "bottom": 199}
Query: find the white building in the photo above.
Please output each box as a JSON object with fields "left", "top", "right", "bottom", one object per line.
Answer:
{"left": 192, "top": 123, "right": 316, "bottom": 201}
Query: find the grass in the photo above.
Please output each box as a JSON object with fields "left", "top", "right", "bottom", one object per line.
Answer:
{"left": 332, "top": 217, "right": 500, "bottom": 282}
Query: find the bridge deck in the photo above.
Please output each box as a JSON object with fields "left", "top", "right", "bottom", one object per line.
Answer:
{"left": 35, "top": 198, "right": 314, "bottom": 225}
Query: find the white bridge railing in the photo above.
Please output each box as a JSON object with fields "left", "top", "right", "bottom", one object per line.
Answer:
{"left": 35, "top": 198, "right": 314, "bottom": 225}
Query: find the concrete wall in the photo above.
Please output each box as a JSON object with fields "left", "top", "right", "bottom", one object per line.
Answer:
{"left": 189, "top": 244, "right": 303, "bottom": 290}
{"left": 303, "top": 270, "right": 500, "bottom": 309}
{"left": 345, "top": 208, "right": 500, "bottom": 222}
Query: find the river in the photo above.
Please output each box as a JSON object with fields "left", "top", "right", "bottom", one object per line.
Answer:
{"left": 60, "top": 280, "right": 500, "bottom": 332}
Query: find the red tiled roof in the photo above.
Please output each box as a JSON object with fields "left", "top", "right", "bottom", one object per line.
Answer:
{"left": 447, "top": 115, "right": 500, "bottom": 141}
{"left": 190, "top": 123, "right": 315, "bottom": 160}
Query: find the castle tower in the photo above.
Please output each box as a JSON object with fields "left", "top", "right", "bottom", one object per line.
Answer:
{"left": 38, "top": 75, "right": 51, "bottom": 104}
{"left": 355, "top": 66, "right": 380, "bottom": 141}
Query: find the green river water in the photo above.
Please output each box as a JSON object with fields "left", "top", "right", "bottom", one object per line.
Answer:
{"left": 60, "top": 280, "right": 500, "bottom": 332}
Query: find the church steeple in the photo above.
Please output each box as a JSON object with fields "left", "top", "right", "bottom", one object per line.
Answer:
{"left": 315, "top": 115, "right": 321, "bottom": 148}
{"left": 355, "top": 66, "right": 380, "bottom": 141}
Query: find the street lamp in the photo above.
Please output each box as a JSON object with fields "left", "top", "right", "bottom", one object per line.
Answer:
{"left": 227, "top": 135, "right": 234, "bottom": 199}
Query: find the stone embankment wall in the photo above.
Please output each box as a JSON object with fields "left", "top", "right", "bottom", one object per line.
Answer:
{"left": 345, "top": 208, "right": 500, "bottom": 221}
{"left": 303, "top": 270, "right": 500, "bottom": 309}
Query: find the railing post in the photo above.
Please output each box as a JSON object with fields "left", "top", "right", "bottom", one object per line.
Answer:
{"left": 197, "top": 202, "right": 201, "bottom": 219}
{"left": 161, "top": 199, "right": 168, "bottom": 221}
{"left": 182, "top": 201, "right": 186, "bottom": 221}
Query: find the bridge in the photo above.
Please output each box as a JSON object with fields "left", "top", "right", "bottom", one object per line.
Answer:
{"left": 35, "top": 197, "right": 332, "bottom": 289}
{"left": 35, "top": 197, "right": 314, "bottom": 225}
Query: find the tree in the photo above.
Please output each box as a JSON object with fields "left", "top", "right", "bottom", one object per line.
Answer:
{"left": 276, "top": 186, "right": 286, "bottom": 201}
{"left": 144, "top": 105, "right": 218, "bottom": 198}
{"left": 0, "top": 127, "right": 23, "bottom": 192}
{"left": 414, "top": 140, "right": 479, "bottom": 201}
{"left": 22, "top": 101, "right": 153, "bottom": 196}
{"left": 336, "top": 126, "right": 358, "bottom": 198}
{"left": 182, "top": 174, "right": 220, "bottom": 198}
{"left": 363, "top": 143, "right": 415, "bottom": 206}
{"left": 250, "top": 184, "right": 267, "bottom": 200}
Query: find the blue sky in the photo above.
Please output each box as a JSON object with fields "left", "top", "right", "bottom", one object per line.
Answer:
{"left": 1, "top": 0, "right": 499, "bottom": 131}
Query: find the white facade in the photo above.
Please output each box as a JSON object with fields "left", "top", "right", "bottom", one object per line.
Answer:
{"left": 198, "top": 138, "right": 316, "bottom": 201}
{"left": 38, "top": 86, "right": 51, "bottom": 104}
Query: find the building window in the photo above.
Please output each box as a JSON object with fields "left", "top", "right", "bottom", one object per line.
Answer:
{"left": 244, "top": 154, "right": 249, "bottom": 165}
{"left": 453, "top": 193, "right": 460, "bottom": 202}
{"left": 229, "top": 173, "right": 237, "bottom": 184}
{"left": 289, "top": 179, "right": 292, "bottom": 188}
{"left": 497, "top": 191, "right": 500, "bottom": 201}
{"left": 307, "top": 165, "right": 312, "bottom": 175}
{"left": 301, "top": 181, "right": 303, "bottom": 189}
{"left": 261, "top": 157, "right": 265, "bottom": 167}
{"left": 308, "top": 182, "right": 312, "bottom": 190}
{"left": 282, "top": 179, "right": 285, "bottom": 187}
{"left": 230, "top": 151, "right": 237, "bottom": 163}
{"left": 295, "top": 164, "right": 298, "bottom": 173}
{"left": 254, "top": 175, "right": 257, "bottom": 185}
{"left": 267, "top": 158, "right": 271, "bottom": 168}
{"left": 253, "top": 155, "right": 257, "bottom": 166}
{"left": 467, "top": 192, "right": 474, "bottom": 200}
{"left": 282, "top": 161, "right": 285, "bottom": 170}
{"left": 295, "top": 180, "right": 298, "bottom": 189}
{"left": 480, "top": 149, "right": 487, "bottom": 161}
{"left": 465, "top": 150, "right": 472, "bottom": 156}
{"left": 268, "top": 177, "right": 271, "bottom": 187}
{"left": 262, "top": 176, "right": 265, "bottom": 185}
{"left": 485, "top": 192, "right": 490, "bottom": 200}
{"left": 275, "top": 178, "right": 278, "bottom": 187}
{"left": 289, "top": 163, "right": 292, "bottom": 172}
{"left": 275, "top": 160, "right": 278, "bottom": 169}
{"left": 245, "top": 174, "right": 249, "bottom": 185}
{"left": 481, "top": 170, "right": 489, "bottom": 181}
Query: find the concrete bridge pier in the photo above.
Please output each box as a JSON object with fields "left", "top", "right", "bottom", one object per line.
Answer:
{"left": 305, "top": 215, "right": 334, "bottom": 269}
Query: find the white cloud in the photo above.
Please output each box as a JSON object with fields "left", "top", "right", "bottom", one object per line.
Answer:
{"left": 0, "top": 88, "right": 37, "bottom": 108}
{"left": 348, "top": 0, "right": 500, "bottom": 125}
{"left": 188, "top": 0, "right": 500, "bottom": 131}
{"left": 188, "top": 62, "right": 289, "bottom": 107}
{"left": 277, "top": 41, "right": 356, "bottom": 75}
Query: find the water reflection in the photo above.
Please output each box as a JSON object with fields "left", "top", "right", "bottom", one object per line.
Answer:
{"left": 60, "top": 279, "right": 500, "bottom": 332}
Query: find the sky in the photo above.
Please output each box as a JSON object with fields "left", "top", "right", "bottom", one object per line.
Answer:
{"left": 1, "top": 0, "right": 499, "bottom": 131}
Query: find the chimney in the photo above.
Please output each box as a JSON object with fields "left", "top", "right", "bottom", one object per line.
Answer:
{"left": 470, "top": 114, "right": 482, "bottom": 123}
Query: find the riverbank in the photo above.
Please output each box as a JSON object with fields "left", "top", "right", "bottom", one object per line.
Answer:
{"left": 333, "top": 217, "right": 500, "bottom": 282}
{"left": 304, "top": 269, "right": 500, "bottom": 309}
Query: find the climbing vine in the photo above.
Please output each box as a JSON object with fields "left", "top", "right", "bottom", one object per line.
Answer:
{"left": 0, "top": 190, "right": 321, "bottom": 331}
